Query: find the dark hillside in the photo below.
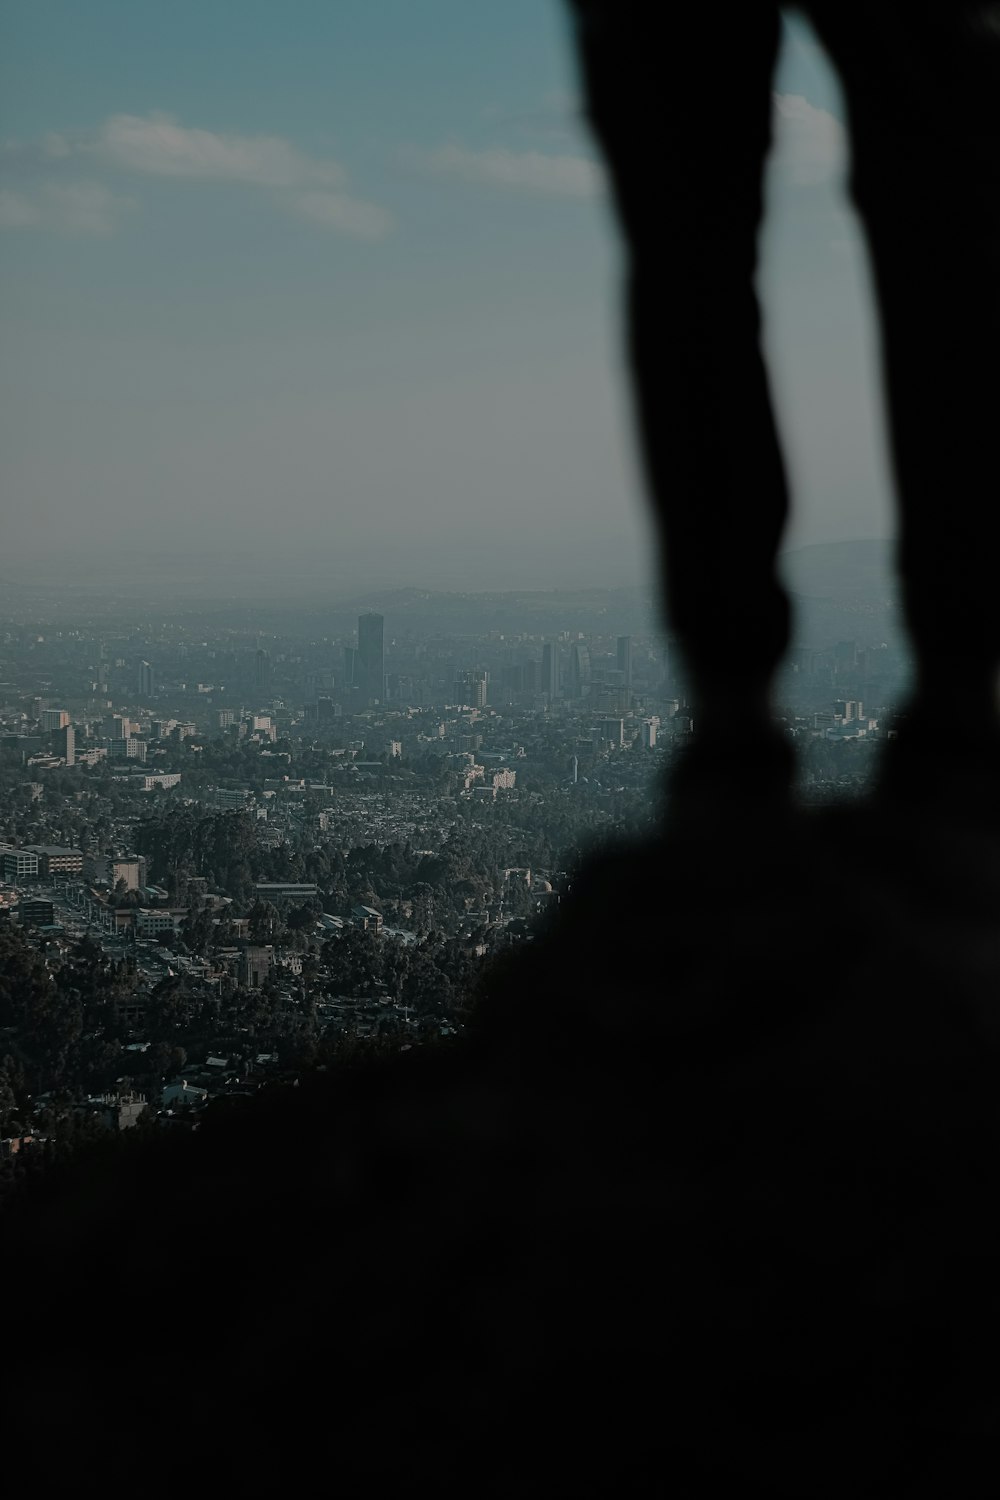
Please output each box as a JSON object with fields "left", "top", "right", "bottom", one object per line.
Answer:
{"left": 4, "top": 800, "right": 999, "bottom": 1495}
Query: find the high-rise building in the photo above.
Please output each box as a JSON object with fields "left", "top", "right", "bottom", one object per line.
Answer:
{"left": 568, "top": 643, "right": 591, "bottom": 700}
{"left": 138, "top": 661, "right": 155, "bottom": 697}
{"left": 500, "top": 664, "right": 523, "bottom": 703}
{"left": 541, "top": 642, "right": 558, "bottom": 701}
{"left": 305, "top": 669, "right": 335, "bottom": 703}
{"left": 457, "top": 670, "right": 489, "bottom": 709}
{"left": 834, "top": 640, "right": 857, "bottom": 673}
{"left": 616, "top": 636, "right": 633, "bottom": 694}
{"left": 255, "top": 648, "right": 272, "bottom": 692}
{"left": 104, "top": 714, "right": 130, "bottom": 740}
{"left": 59, "top": 724, "right": 75, "bottom": 767}
{"left": 357, "top": 613, "right": 385, "bottom": 706}
{"left": 41, "top": 709, "right": 70, "bottom": 731}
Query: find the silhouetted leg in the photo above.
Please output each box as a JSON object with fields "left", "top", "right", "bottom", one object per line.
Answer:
{"left": 567, "top": 2, "right": 791, "bottom": 742}
{"left": 808, "top": 3, "right": 1000, "bottom": 728}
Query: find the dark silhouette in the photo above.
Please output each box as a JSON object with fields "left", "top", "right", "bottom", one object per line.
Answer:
{"left": 569, "top": 1, "right": 1000, "bottom": 818}
{"left": 4, "top": 9, "right": 1000, "bottom": 1496}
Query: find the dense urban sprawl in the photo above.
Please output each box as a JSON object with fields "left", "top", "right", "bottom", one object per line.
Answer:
{"left": 0, "top": 582, "right": 913, "bottom": 1197}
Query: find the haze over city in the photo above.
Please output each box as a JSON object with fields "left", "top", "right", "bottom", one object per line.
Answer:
{"left": 2, "top": 3, "right": 896, "bottom": 597}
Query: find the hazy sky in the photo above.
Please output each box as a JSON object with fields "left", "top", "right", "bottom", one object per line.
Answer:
{"left": 0, "top": 2, "right": 895, "bottom": 593}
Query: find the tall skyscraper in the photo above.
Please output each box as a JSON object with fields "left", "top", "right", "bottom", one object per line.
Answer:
{"left": 255, "top": 648, "right": 272, "bottom": 692}
{"left": 568, "top": 643, "right": 591, "bottom": 700}
{"left": 835, "top": 640, "right": 858, "bottom": 673}
{"left": 58, "top": 724, "right": 75, "bottom": 767}
{"left": 357, "top": 613, "right": 385, "bottom": 706}
{"left": 41, "top": 709, "right": 70, "bottom": 731}
{"left": 616, "top": 635, "right": 633, "bottom": 694}
{"left": 138, "top": 661, "right": 155, "bottom": 697}
{"left": 541, "top": 642, "right": 559, "bottom": 701}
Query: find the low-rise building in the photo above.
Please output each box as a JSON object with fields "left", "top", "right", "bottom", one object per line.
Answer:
{"left": 240, "top": 946, "right": 273, "bottom": 989}
{"left": 253, "top": 881, "right": 318, "bottom": 902}
{"left": 18, "top": 897, "right": 55, "bottom": 927}
{"left": 135, "top": 907, "right": 187, "bottom": 936}
{"left": 1, "top": 848, "right": 39, "bottom": 883}
{"left": 161, "top": 1080, "right": 209, "bottom": 1109}
{"left": 352, "top": 904, "right": 383, "bottom": 934}
{"left": 24, "top": 844, "right": 84, "bottom": 878}
{"left": 76, "top": 1092, "right": 147, "bottom": 1131}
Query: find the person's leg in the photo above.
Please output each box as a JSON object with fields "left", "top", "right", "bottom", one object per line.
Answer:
{"left": 806, "top": 3, "right": 1000, "bottom": 729}
{"left": 566, "top": 3, "right": 791, "bottom": 743}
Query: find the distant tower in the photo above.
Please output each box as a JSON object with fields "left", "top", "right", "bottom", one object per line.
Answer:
{"left": 568, "top": 642, "right": 590, "bottom": 700}
{"left": 835, "top": 640, "right": 857, "bottom": 674}
{"left": 357, "top": 612, "right": 385, "bottom": 706}
{"left": 456, "top": 669, "right": 488, "bottom": 708}
{"left": 616, "top": 635, "right": 633, "bottom": 695}
{"left": 58, "top": 724, "right": 75, "bottom": 767}
{"left": 541, "top": 642, "right": 558, "bottom": 701}
{"left": 255, "top": 648, "right": 272, "bottom": 693}
{"left": 343, "top": 645, "right": 358, "bottom": 694}
{"left": 570, "top": 754, "right": 579, "bottom": 783}
{"left": 138, "top": 661, "right": 155, "bottom": 698}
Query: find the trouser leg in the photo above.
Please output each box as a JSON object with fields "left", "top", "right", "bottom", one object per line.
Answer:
{"left": 807, "top": 2, "right": 1000, "bottom": 712}
{"left": 566, "top": 2, "right": 790, "bottom": 726}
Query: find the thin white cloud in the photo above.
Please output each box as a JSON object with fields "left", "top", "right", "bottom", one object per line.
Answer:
{"left": 409, "top": 142, "right": 605, "bottom": 198}
{"left": 1, "top": 113, "right": 391, "bottom": 239}
{"left": 771, "top": 92, "right": 847, "bottom": 186}
{"left": 291, "top": 188, "right": 392, "bottom": 239}
{"left": 95, "top": 112, "right": 342, "bottom": 187}
{"left": 0, "top": 180, "right": 131, "bottom": 235}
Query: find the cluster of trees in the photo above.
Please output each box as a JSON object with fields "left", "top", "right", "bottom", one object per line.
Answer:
{"left": 0, "top": 922, "right": 305, "bottom": 1133}
{"left": 133, "top": 788, "right": 659, "bottom": 944}
{"left": 312, "top": 927, "right": 484, "bottom": 1017}
{"left": 796, "top": 735, "right": 880, "bottom": 788}
{"left": 0, "top": 911, "right": 488, "bottom": 1134}
{"left": 0, "top": 926, "right": 143, "bottom": 1120}
{"left": 136, "top": 809, "right": 259, "bottom": 901}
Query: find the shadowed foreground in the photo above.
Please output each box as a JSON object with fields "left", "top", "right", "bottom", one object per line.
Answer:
{"left": 5, "top": 802, "right": 1000, "bottom": 1495}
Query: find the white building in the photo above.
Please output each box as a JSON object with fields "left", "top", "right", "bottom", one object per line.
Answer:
{"left": 1, "top": 848, "right": 39, "bottom": 882}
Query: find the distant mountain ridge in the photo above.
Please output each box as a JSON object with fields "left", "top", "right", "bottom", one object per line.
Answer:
{"left": 0, "top": 539, "right": 899, "bottom": 619}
